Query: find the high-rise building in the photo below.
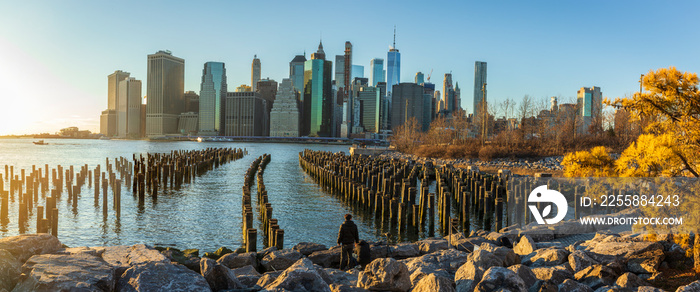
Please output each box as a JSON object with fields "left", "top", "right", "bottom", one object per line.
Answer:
{"left": 289, "top": 54, "right": 307, "bottom": 93}
{"left": 199, "top": 62, "right": 227, "bottom": 136}
{"left": 335, "top": 55, "right": 345, "bottom": 89}
{"left": 454, "top": 82, "right": 461, "bottom": 112}
{"left": 100, "top": 110, "right": 116, "bottom": 137}
{"left": 386, "top": 47, "right": 400, "bottom": 95}
{"left": 577, "top": 86, "right": 602, "bottom": 132}
{"left": 178, "top": 112, "right": 198, "bottom": 136}
{"left": 146, "top": 50, "right": 185, "bottom": 137}
{"left": 251, "top": 55, "right": 261, "bottom": 92}
{"left": 117, "top": 77, "right": 142, "bottom": 138}
{"left": 391, "top": 83, "right": 427, "bottom": 131}
{"left": 270, "top": 79, "right": 300, "bottom": 137}
{"left": 443, "top": 73, "right": 455, "bottom": 113}
{"left": 224, "top": 91, "right": 267, "bottom": 136}
{"left": 357, "top": 86, "right": 381, "bottom": 133}
{"left": 108, "top": 70, "right": 130, "bottom": 111}
{"left": 183, "top": 91, "right": 199, "bottom": 113}
{"left": 473, "top": 61, "right": 487, "bottom": 117}
{"left": 352, "top": 65, "right": 364, "bottom": 80}
{"left": 415, "top": 72, "right": 424, "bottom": 85}
{"left": 343, "top": 41, "right": 352, "bottom": 100}
{"left": 302, "top": 41, "right": 334, "bottom": 137}
{"left": 423, "top": 82, "right": 436, "bottom": 124}
{"left": 257, "top": 78, "right": 278, "bottom": 136}
{"left": 370, "top": 58, "right": 384, "bottom": 87}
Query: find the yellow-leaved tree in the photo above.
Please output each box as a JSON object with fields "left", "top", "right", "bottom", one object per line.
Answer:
{"left": 561, "top": 146, "right": 616, "bottom": 177}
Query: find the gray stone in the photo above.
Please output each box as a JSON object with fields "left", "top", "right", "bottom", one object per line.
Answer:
{"left": 390, "top": 243, "right": 420, "bottom": 259}
{"left": 96, "top": 244, "right": 169, "bottom": 276}
{"left": 676, "top": 280, "right": 700, "bottom": 292}
{"left": 329, "top": 283, "right": 369, "bottom": 292}
{"left": 117, "top": 262, "right": 210, "bottom": 292}
{"left": 293, "top": 242, "right": 328, "bottom": 256}
{"left": 432, "top": 249, "right": 470, "bottom": 272}
{"left": 232, "top": 265, "right": 261, "bottom": 288}
{"left": 0, "top": 234, "right": 62, "bottom": 263}
{"left": 13, "top": 253, "right": 115, "bottom": 292}
{"left": 479, "top": 242, "right": 520, "bottom": 267}
{"left": 324, "top": 268, "right": 358, "bottom": 286}
{"left": 418, "top": 238, "right": 449, "bottom": 255}
{"left": 217, "top": 252, "right": 257, "bottom": 269}
{"left": 626, "top": 248, "right": 665, "bottom": 274}
{"left": 574, "top": 265, "right": 617, "bottom": 290}
{"left": 357, "top": 258, "right": 411, "bottom": 292}
{"left": 523, "top": 248, "right": 569, "bottom": 267}
{"left": 558, "top": 278, "right": 594, "bottom": 292}
{"left": 0, "top": 249, "right": 20, "bottom": 292}
{"left": 200, "top": 257, "right": 244, "bottom": 291}
{"left": 309, "top": 248, "right": 341, "bottom": 268}
{"left": 514, "top": 235, "right": 537, "bottom": 256}
{"left": 256, "top": 270, "right": 283, "bottom": 288}
{"left": 530, "top": 280, "right": 558, "bottom": 292}
{"left": 473, "top": 266, "right": 527, "bottom": 292}
{"left": 468, "top": 249, "right": 503, "bottom": 269}
{"left": 264, "top": 258, "right": 331, "bottom": 292}
{"left": 261, "top": 249, "right": 303, "bottom": 272}
{"left": 409, "top": 265, "right": 451, "bottom": 287}
{"left": 569, "top": 250, "right": 600, "bottom": 273}
{"left": 531, "top": 265, "right": 573, "bottom": 283}
{"left": 615, "top": 272, "right": 648, "bottom": 289}
{"left": 455, "top": 261, "right": 484, "bottom": 292}
{"left": 637, "top": 286, "right": 666, "bottom": 292}
{"left": 412, "top": 273, "right": 456, "bottom": 292}
{"left": 507, "top": 264, "right": 538, "bottom": 288}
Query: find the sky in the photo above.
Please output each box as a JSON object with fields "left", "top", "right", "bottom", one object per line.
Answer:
{"left": 0, "top": 0, "right": 698, "bottom": 135}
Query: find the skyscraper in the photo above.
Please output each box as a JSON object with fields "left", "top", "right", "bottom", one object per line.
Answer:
{"left": 454, "top": 82, "right": 461, "bottom": 112}
{"left": 343, "top": 41, "right": 352, "bottom": 100}
{"left": 577, "top": 86, "right": 602, "bottom": 133}
{"left": 257, "top": 78, "right": 278, "bottom": 136}
{"left": 302, "top": 41, "right": 333, "bottom": 137}
{"left": 391, "top": 83, "right": 426, "bottom": 131}
{"left": 415, "top": 72, "right": 424, "bottom": 85}
{"left": 199, "top": 62, "right": 227, "bottom": 136}
{"left": 101, "top": 70, "right": 130, "bottom": 137}
{"left": 386, "top": 32, "right": 401, "bottom": 95}
{"left": 270, "top": 79, "right": 300, "bottom": 137}
{"left": 357, "top": 86, "right": 381, "bottom": 133}
{"left": 289, "top": 54, "right": 307, "bottom": 93}
{"left": 117, "top": 77, "right": 142, "bottom": 138}
{"left": 251, "top": 55, "right": 261, "bottom": 92}
{"left": 351, "top": 65, "right": 364, "bottom": 80}
{"left": 224, "top": 92, "right": 267, "bottom": 136}
{"left": 370, "top": 58, "right": 384, "bottom": 86}
{"left": 443, "top": 73, "right": 455, "bottom": 112}
{"left": 473, "top": 61, "right": 487, "bottom": 117}
{"left": 146, "top": 50, "right": 184, "bottom": 136}
{"left": 335, "top": 55, "right": 345, "bottom": 89}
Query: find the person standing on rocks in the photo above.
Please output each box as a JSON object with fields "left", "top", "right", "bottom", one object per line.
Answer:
{"left": 337, "top": 213, "right": 359, "bottom": 270}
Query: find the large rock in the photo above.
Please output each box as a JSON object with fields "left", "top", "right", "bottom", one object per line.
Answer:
{"left": 391, "top": 243, "right": 420, "bottom": 259}
{"left": 479, "top": 242, "right": 520, "bottom": 267}
{"left": 309, "top": 248, "right": 341, "bottom": 268}
{"left": 615, "top": 272, "right": 649, "bottom": 289}
{"left": 412, "top": 273, "right": 455, "bottom": 292}
{"left": 232, "top": 265, "right": 261, "bottom": 288}
{"left": 357, "top": 258, "right": 411, "bottom": 292}
{"left": 161, "top": 248, "right": 200, "bottom": 273}
{"left": 523, "top": 248, "right": 569, "bottom": 267}
{"left": 217, "top": 251, "right": 257, "bottom": 269}
{"left": 256, "top": 270, "right": 283, "bottom": 288}
{"left": 329, "top": 283, "right": 369, "bottom": 292}
{"left": 200, "top": 257, "right": 244, "bottom": 291}
{"left": 264, "top": 258, "right": 331, "bottom": 292}
{"left": 473, "top": 266, "right": 527, "bottom": 292}
{"left": 432, "top": 249, "right": 470, "bottom": 272}
{"left": 261, "top": 249, "right": 303, "bottom": 271}
{"left": 324, "top": 268, "right": 359, "bottom": 286}
{"left": 96, "top": 244, "right": 169, "bottom": 276}
{"left": 569, "top": 250, "right": 600, "bottom": 273}
{"left": 507, "top": 264, "right": 538, "bottom": 288}
{"left": 117, "top": 262, "right": 210, "bottom": 292}
{"left": 0, "top": 249, "right": 21, "bottom": 292}
{"left": 626, "top": 248, "right": 665, "bottom": 274}
{"left": 455, "top": 261, "right": 484, "bottom": 292}
{"left": 0, "top": 234, "right": 62, "bottom": 262}
{"left": 558, "top": 278, "right": 594, "bottom": 292}
{"left": 676, "top": 280, "right": 700, "bottom": 292}
{"left": 514, "top": 235, "right": 536, "bottom": 255}
{"left": 574, "top": 265, "right": 617, "bottom": 290}
{"left": 409, "top": 265, "right": 451, "bottom": 287}
{"left": 468, "top": 249, "right": 502, "bottom": 269}
{"left": 293, "top": 242, "right": 328, "bottom": 256}
{"left": 418, "top": 238, "right": 449, "bottom": 255}
{"left": 585, "top": 241, "right": 663, "bottom": 260}
{"left": 531, "top": 265, "right": 573, "bottom": 283}
{"left": 13, "top": 253, "right": 115, "bottom": 292}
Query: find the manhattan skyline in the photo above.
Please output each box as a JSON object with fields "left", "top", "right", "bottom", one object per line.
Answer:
{"left": 1, "top": 0, "right": 699, "bottom": 135}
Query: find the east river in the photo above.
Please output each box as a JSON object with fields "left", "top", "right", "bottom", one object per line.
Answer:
{"left": 0, "top": 138, "right": 398, "bottom": 251}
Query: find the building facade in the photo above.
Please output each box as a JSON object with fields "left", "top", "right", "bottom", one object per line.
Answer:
{"left": 289, "top": 54, "right": 307, "bottom": 93}
{"left": 257, "top": 78, "right": 278, "bottom": 136}
{"left": 251, "top": 56, "right": 261, "bottom": 92}
{"left": 391, "top": 83, "right": 427, "bottom": 131}
{"left": 357, "top": 86, "right": 381, "bottom": 133}
{"left": 302, "top": 41, "right": 334, "bottom": 137}
{"left": 101, "top": 70, "right": 130, "bottom": 136}
{"left": 117, "top": 77, "right": 142, "bottom": 138}
{"left": 224, "top": 92, "right": 267, "bottom": 136}
{"left": 183, "top": 91, "right": 199, "bottom": 113}
{"left": 473, "top": 61, "right": 487, "bottom": 117}
{"left": 269, "top": 79, "right": 300, "bottom": 137}
{"left": 370, "top": 58, "right": 384, "bottom": 87}
{"left": 577, "top": 86, "right": 602, "bottom": 133}
{"left": 386, "top": 48, "right": 400, "bottom": 95}
{"left": 199, "top": 62, "right": 227, "bottom": 136}
{"left": 443, "top": 73, "right": 455, "bottom": 113}
{"left": 146, "top": 50, "right": 185, "bottom": 137}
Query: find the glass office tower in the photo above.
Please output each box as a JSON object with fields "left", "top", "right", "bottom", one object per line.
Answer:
{"left": 199, "top": 62, "right": 227, "bottom": 135}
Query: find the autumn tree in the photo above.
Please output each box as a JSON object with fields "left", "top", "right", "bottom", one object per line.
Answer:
{"left": 391, "top": 117, "right": 421, "bottom": 153}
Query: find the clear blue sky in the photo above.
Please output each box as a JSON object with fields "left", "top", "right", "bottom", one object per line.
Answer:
{"left": 1, "top": 0, "right": 698, "bottom": 135}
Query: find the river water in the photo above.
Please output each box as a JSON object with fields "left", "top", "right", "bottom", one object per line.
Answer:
{"left": 0, "top": 138, "right": 394, "bottom": 251}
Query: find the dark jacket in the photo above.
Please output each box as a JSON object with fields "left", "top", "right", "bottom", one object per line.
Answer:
{"left": 337, "top": 220, "right": 359, "bottom": 245}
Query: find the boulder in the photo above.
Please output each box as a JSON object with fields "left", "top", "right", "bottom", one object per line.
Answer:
{"left": 479, "top": 242, "right": 520, "bottom": 267}
{"left": 261, "top": 249, "right": 303, "bottom": 271}
{"left": 615, "top": 272, "right": 648, "bottom": 289}
{"left": 161, "top": 248, "right": 200, "bottom": 273}
{"left": 390, "top": 243, "right": 420, "bottom": 259}
{"left": 558, "top": 279, "right": 594, "bottom": 292}
{"left": 507, "top": 264, "right": 538, "bottom": 288}
{"left": 432, "top": 249, "right": 470, "bottom": 272}
{"left": 329, "top": 283, "right": 369, "bottom": 292}
{"left": 514, "top": 235, "right": 536, "bottom": 255}
{"left": 523, "top": 248, "right": 569, "bottom": 267}
{"left": 574, "top": 265, "right": 617, "bottom": 290}
{"left": 0, "top": 234, "right": 62, "bottom": 262}
{"left": 324, "top": 268, "right": 359, "bottom": 286}
{"left": 256, "top": 270, "right": 283, "bottom": 288}
{"left": 293, "top": 242, "right": 328, "bottom": 256}
{"left": 369, "top": 243, "right": 389, "bottom": 259}
{"left": 677, "top": 280, "right": 700, "bottom": 292}
{"left": 569, "top": 250, "right": 600, "bottom": 273}
{"left": 531, "top": 265, "right": 573, "bottom": 283}
{"left": 412, "top": 273, "right": 456, "bottom": 292}
{"left": 217, "top": 252, "right": 257, "bottom": 269}
{"left": 117, "top": 262, "right": 209, "bottom": 292}
{"left": 13, "top": 253, "right": 115, "bottom": 292}
{"left": 418, "top": 238, "right": 449, "bottom": 255}
{"left": 530, "top": 280, "right": 558, "bottom": 292}
{"left": 200, "top": 257, "right": 244, "bottom": 291}
{"left": 409, "top": 265, "right": 451, "bottom": 287}
{"left": 473, "top": 266, "right": 527, "bottom": 292}
{"left": 232, "top": 265, "right": 261, "bottom": 288}
{"left": 96, "top": 244, "right": 169, "bottom": 276}
{"left": 357, "top": 258, "right": 411, "bottom": 292}
{"left": 637, "top": 287, "right": 667, "bottom": 292}
{"left": 309, "top": 248, "right": 341, "bottom": 268}
{"left": 264, "top": 258, "right": 331, "bottom": 292}
{"left": 203, "top": 246, "right": 233, "bottom": 260}
{"left": 455, "top": 261, "right": 484, "bottom": 292}
{"left": 467, "top": 249, "right": 502, "bottom": 269}
{"left": 626, "top": 248, "right": 665, "bottom": 274}
{"left": 0, "top": 249, "right": 21, "bottom": 292}
{"left": 585, "top": 241, "right": 663, "bottom": 259}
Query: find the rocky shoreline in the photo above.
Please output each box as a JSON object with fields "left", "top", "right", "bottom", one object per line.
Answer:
{"left": 1, "top": 230, "right": 698, "bottom": 292}
{"left": 381, "top": 152, "right": 565, "bottom": 172}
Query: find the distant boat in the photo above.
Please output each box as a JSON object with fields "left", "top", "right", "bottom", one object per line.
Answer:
{"left": 33, "top": 140, "right": 49, "bottom": 145}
